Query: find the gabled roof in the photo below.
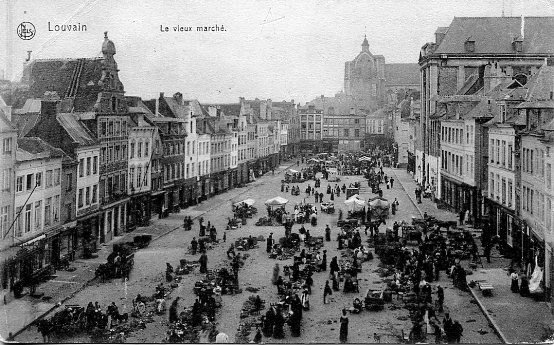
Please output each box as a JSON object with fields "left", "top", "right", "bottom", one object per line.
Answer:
{"left": 384, "top": 63, "right": 420, "bottom": 86}
{"left": 12, "top": 113, "right": 40, "bottom": 137}
{"left": 434, "top": 17, "right": 554, "bottom": 55}
{"left": 13, "top": 58, "right": 105, "bottom": 111}
{"left": 0, "top": 108, "right": 16, "bottom": 131}
{"left": 522, "top": 65, "right": 554, "bottom": 102}
{"left": 17, "top": 137, "right": 65, "bottom": 161}
{"left": 56, "top": 113, "right": 97, "bottom": 146}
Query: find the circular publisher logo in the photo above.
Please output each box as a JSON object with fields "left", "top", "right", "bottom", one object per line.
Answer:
{"left": 17, "top": 22, "right": 36, "bottom": 40}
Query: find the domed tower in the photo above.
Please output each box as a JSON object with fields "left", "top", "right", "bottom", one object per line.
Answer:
{"left": 97, "top": 31, "right": 127, "bottom": 114}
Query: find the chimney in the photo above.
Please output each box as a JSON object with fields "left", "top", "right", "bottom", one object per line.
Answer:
{"left": 40, "top": 99, "right": 58, "bottom": 120}
{"left": 173, "top": 92, "right": 183, "bottom": 104}
{"left": 159, "top": 92, "right": 164, "bottom": 99}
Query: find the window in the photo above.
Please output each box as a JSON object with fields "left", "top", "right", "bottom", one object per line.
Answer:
{"left": 54, "top": 168, "right": 60, "bottom": 186}
{"left": 26, "top": 174, "right": 33, "bottom": 191}
{"left": 508, "top": 180, "right": 513, "bottom": 207}
{"left": 490, "top": 139, "right": 494, "bottom": 163}
{"left": 66, "top": 173, "right": 72, "bottom": 191}
{"left": 0, "top": 206, "right": 9, "bottom": 239}
{"left": 2, "top": 138, "right": 12, "bottom": 154}
{"left": 145, "top": 142, "right": 149, "bottom": 157}
{"left": 129, "top": 167, "right": 135, "bottom": 188}
{"left": 93, "top": 156, "right": 98, "bottom": 174}
{"left": 344, "top": 129, "right": 349, "bottom": 137}
{"left": 24, "top": 204, "right": 32, "bottom": 233}
{"left": 130, "top": 141, "right": 135, "bottom": 158}
{"left": 101, "top": 148, "right": 107, "bottom": 163}
{"left": 101, "top": 121, "right": 107, "bottom": 136}
{"left": 496, "top": 139, "right": 500, "bottom": 163}
{"left": 78, "top": 188, "right": 84, "bottom": 208}
{"left": 92, "top": 184, "right": 98, "bottom": 203}
{"left": 108, "top": 146, "right": 113, "bottom": 162}
{"left": 53, "top": 195, "right": 60, "bottom": 222}
{"left": 86, "top": 157, "right": 91, "bottom": 175}
{"left": 138, "top": 142, "right": 143, "bottom": 158}
{"left": 137, "top": 167, "right": 142, "bottom": 187}
{"left": 2, "top": 168, "right": 11, "bottom": 191}
{"left": 502, "top": 178, "right": 506, "bottom": 204}
{"left": 86, "top": 187, "right": 91, "bottom": 205}
{"left": 502, "top": 141, "right": 506, "bottom": 167}
{"left": 79, "top": 158, "right": 84, "bottom": 177}
{"left": 108, "top": 120, "right": 114, "bottom": 136}
{"left": 34, "top": 201, "right": 42, "bottom": 231}
{"left": 546, "top": 163, "right": 552, "bottom": 189}
{"left": 490, "top": 173, "right": 495, "bottom": 197}
{"left": 16, "top": 176, "right": 23, "bottom": 192}
{"left": 508, "top": 144, "right": 513, "bottom": 169}
{"left": 15, "top": 207, "right": 22, "bottom": 237}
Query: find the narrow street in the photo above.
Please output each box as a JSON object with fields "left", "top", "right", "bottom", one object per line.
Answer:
{"left": 13, "top": 163, "right": 501, "bottom": 343}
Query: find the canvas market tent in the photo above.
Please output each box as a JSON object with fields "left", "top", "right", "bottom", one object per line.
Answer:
{"left": 265, "top": 197, "right": 288, "bottom": 209}
{"left": 369, "top": 197, "right": 389, "bottom": 209}
{"left": 344, "top": 195, "right": 366, "bottom": 212}
{"left": 233, "top": 199, "right": 255, "bottom": 207}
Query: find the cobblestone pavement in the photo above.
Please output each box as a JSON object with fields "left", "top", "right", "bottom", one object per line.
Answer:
{"left": 6, "top": 163, "right": 514, "bottom": 343}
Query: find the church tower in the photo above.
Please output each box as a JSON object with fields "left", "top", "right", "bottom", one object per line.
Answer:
{"left": 344, "top": 36, "right": 385, "bottom": 112}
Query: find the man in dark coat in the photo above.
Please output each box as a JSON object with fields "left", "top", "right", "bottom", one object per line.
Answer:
{"left": 199, "top": 251, "right": 208, "bottom": 273}
{"left": 267, "top": 233, "right": 274, "bottom": 253}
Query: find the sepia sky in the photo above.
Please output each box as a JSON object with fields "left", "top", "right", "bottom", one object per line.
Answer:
{"left": 2, "top": 0, "right": 554, "bottom": 104}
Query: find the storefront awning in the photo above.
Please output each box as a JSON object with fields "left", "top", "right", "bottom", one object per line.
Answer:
{"left": 21, "top": 234, "right": 45, "bottom": 246}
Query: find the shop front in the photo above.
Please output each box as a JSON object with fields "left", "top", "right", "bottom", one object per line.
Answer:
{"left": 2, "top": 234, "right": 51, "bottom": 297}
{"left": 183, "top": 178, "right": 198, "bottom": 208}
{"left": 128, "top": 192, "right": 152, "bottom": 230}
{"left": 150, "top": 190, "right": 165, "bottom": 218}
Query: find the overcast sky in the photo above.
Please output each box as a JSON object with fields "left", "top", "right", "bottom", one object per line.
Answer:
{"left": 2, "top": 0, "right": 554, "bottom": 104}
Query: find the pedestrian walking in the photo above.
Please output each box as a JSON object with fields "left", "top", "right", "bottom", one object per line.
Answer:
{"left": 510, "top": 270, "right": 520, "bottom": 293}
{"left": 320, "top": 192, "right": 324, "bottom": 203}
{"left": 386, "top": 180, "right": 391, "bottom": 189}
{"left": 323, "top": 280, "right": 332, "bottom": 304}
{"left": 390, "top": 178, "right": 394, "bottom": 188}
{"left": 459, "top": 209, "right": 465, "bottom": 226}
{"left": 437, "top": 285, "right": 444, "bottom": 313}
{"left": 452, "top": 320, "right": 463, "bottom": 343}
{"left": 199, "top": 251, "right": 208, "bottom": 273}
{"left": 339, "top": 308, "right": 349, "bottom": 343}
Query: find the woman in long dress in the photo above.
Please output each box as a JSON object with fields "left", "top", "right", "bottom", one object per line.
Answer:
{"left": 339, "top": 308, "right": 349, "bottom": 343}
{"left": 510, "top": 270, "right": 519, "bottom": 293}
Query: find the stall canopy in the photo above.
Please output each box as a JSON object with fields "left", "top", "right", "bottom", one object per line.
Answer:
{"left": 358, "top": 156, "right": 372, "bottom": 162}
{"left": 344, "top": 196, "right": 366, "bottom": 212}
{"left": 234, "top": 199, "right": 255, "bottom": 207}
{"left": 265, "top": 197, "right": 288, "bottom": 206}
{"left": 287, "top": 169, "right": 300, "bottom": 174}
{"left": 307, "top": 158, "right": 320, "bottom": 163}
{"left": 369, "top": 197, "right": 389, "bottom": 209}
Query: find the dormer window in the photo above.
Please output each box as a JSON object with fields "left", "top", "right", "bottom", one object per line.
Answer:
{"left": 464, "top": 39, "right": 475, "bottom": 53}
{"left": 512, "top": 38, "right": 523, "bottom": 52}
{"left": 500, "top": 105, "right": 507, "bottom": 123}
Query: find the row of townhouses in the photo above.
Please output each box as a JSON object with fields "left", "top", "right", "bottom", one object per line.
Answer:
{"left": 392, "top": 16, "right": 554, "bottom": 303}
{"left": 0, "top": 33, "right": 299, "bottom": 300}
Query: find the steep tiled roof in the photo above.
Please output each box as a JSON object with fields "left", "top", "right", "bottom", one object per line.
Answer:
{"left": 12, "top": 113, "right": 40, "bottom": 137}
{"left": 384, "top": 63, "right": 420, "bottom": 86}
{"left": 434, "top": 17, "right": 554, "bottom": 55}
{"left": 56, "top": 113, "right": 97, "bottom": 146}
{"left": 13, "top": 98, "right": 41, "bottom": 114}
{"left": 522, "top": 65, "right": 554, "bottom": 101}
{"left": 17, "top": 137, "right": 65, "bottom": 159}
{"left": 13, "top": 58, "right": 104, "bottom": 111}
